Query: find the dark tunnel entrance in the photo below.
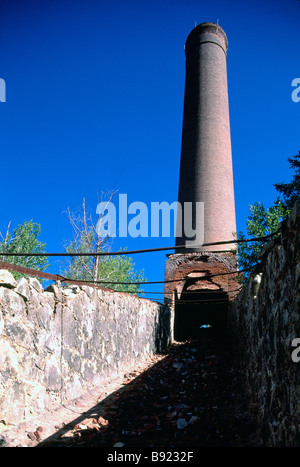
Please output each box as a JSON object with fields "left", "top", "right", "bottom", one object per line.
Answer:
{"left": 174, "top": 290, "right": 229, "bottom": 341}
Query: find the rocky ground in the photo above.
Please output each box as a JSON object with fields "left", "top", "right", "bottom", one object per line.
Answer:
{"left": 2, "top": 330, "right": 261, "bottom": 448}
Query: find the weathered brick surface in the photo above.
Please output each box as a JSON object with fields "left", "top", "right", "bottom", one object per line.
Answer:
{"left": 176, "top": 22, "right": 236, "bottom": 251}
{"left": 0, "top": 280, "right": 171, "bottom": 427}
{"left": 164, "top": 251, "right": 239, "bottom": 305}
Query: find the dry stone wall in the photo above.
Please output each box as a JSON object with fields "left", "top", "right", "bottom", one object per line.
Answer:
{"left": 0, "top": 276, "right": 171, "bottom": 427}
{"left": 228, "top": 201, "right": 300, "bottom": 446}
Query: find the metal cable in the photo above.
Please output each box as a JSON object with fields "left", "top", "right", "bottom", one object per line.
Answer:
{"left": 0, "top": 232, "right": 278, "bottom": 257}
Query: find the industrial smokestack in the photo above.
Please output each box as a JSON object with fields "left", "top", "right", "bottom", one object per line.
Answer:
{"left": 176, "top": 22, "right": 236, "bottom": 252}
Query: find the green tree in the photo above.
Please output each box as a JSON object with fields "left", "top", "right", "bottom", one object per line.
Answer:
{"left": 62, "top": 197, "right": 146, "bottom": 294}
{"left": 96, "top": 251, "right": 146, "bottom": 294}
{"left": 0, "top": 220, "right": 49, "bottom": 281}
{"left": 236, "top": 150, "right": 300, "bottom": 275}
{"left": 274, "top": 150, "right": 300, "bottom": 210}
{"left": 236, "top": 200, "right": 286, "bottom": 273}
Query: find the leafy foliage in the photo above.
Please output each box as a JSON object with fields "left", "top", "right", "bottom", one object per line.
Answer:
{"left": 64, "top": 239, "right": 146, "bottom": 294}
{"left": 62, "top": 197, "right": 146, "bottom": 294}
{"left": 236, "top": 151, "right": 300, "bottom": 276}
{"left": 0, "top": 220, "right": 49, "bottom": 281}
{"left": 236, "top": 200, "right": 286, "bottom": 274}
{"left": 96, "top": 251, "right": 146, "bottom": 294}
{"left": 274, "top": 150, "right": 300, "bottom": 210}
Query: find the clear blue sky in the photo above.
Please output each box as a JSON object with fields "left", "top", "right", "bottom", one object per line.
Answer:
{"left": 0, "top": 0, "right": 299, "bottom": 299}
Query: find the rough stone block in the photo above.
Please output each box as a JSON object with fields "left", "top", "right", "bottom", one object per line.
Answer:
{"left": 0, "top": 270, "right": 17, "bottom": 288}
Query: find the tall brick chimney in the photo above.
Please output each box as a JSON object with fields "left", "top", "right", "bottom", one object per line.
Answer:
{"left": 165, "top": 23, "right": 239, "bottom": 340}
{"left": 176, "top": 22, "right": 236, "bottom": 252}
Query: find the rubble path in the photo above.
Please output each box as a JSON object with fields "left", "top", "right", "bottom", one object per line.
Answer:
{"left": 36, "top": 332, "right": 260, "bottom": 448}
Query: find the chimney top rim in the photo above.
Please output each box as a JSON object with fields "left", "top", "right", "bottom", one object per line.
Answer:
{"left": 185, "top": 22, "right": 228, "bottom": 52}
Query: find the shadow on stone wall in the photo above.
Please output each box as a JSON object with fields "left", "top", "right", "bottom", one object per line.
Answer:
{"left": 228, "top": 201, "right": 300, "bottom": 447}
